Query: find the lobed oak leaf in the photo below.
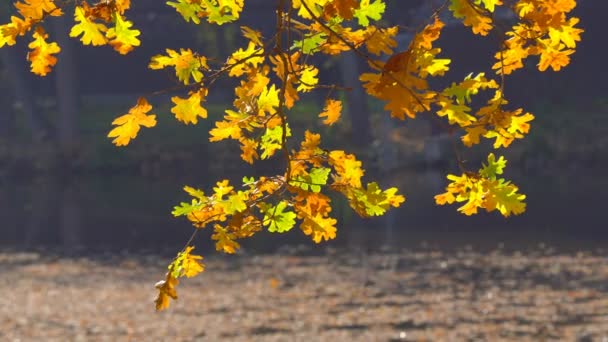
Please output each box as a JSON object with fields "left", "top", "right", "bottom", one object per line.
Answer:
{"left": 170, "top": 246, "right": 205, "bottom": 278}
{"left": 107, "top": 97, "right": 157, "bottom": 146}
{"left": 213, "top": 180, "right": 233, "bottom": 200}
{"left": 15, "top": 0, "right": 62, "bottom": 21}
{"left": 261, "top": 201, "right": 297, "bottom": 233}
{"left": 538, "top": 46, "right": 574, "bottom": 72}
{"left": 240, "top": 26, "right": 263, "bottom": 46}
{"left": 227, "top": 42, "right": 264, "bottom": 77}
{"left": 167, "top": 0, "right": 204, "bottom": 24}
{"left": 319, "top": 99, "right": 342, "bottom": 126}
{"left": 212, "top": 224, "right": 240, "bottom": 254}
{"left": 291, "top": 167, "right": 331, "bottom": 193}
{"left": 106, "top": 13, "right": 140, "bottom": 55}
{"left": 154, "top": 273, "right": 179, "bottom": 311}
{"left": 27, "top": 27, "right": 60, "bottom": 76}
{"left": 149, "top": 48, "right": 206, "bottom": 85}
{"left": 223, "top": 191, "right": 248, "bottom": 215}
{"left": 170, "top": 89, "right": 208, "bottom": 125}
{"left": 297, "top": 66, "right": 319, "bottom": 92}
{"left": 70, "top": 5, "right": 108, "bottom": 46}
{"left": 299, "top": 213, "right": 337, "bottom": 243}
{"left": 364, "top": 26, "right": 398, "bottom": 56}
{"left": 257, "top": 85, "right": 279, "bottom": 115}
{"left": 353, "top": 0, "right": 386, "bottom": 27}
{"left": 449, "top": 0, "right": 493, "bottom": 36}
{"left": 239, "top": 138, "right": 259, "bottom": 164}
{"left": 328, "top": 150, "right": 364, "bottom": 188}
{"left": 1, "top": 16, "right": 32, "bottom": 47}
{"left": 209, "top": 118, "right": 242, "bottom": 142}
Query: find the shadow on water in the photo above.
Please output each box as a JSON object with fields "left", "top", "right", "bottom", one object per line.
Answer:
{"left": 1, "top": 167, "right": 607, "bottom": 255}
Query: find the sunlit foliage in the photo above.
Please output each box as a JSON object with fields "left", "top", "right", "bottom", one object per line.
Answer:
{"left": 0, "top": 0, "right": 583, "bottom": 310}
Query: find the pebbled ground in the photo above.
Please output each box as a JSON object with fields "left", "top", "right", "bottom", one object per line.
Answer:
{"left": 1, "top": 246, "right": 607, "bottom": 341}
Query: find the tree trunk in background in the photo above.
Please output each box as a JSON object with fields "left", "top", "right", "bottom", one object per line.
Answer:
{"left": 339, "top": 51, "right": 372, "bottom": 148}
{"left": 59, "top": 181, "right": 82, "bottom": 250}
{"left": 2, "top": 46, "right": 47, "bottom": 141}
{"left": 0, "top": 79, "right": 15, "bottom": 137}
{"left": 52, "top": 15, "right": 80, "bottom": 151}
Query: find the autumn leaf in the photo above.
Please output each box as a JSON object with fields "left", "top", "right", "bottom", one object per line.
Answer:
{"left": 166, "top": 0, "right": 204, "bottom": 24}
{"left": 106, "top": 13, "right": 140, "bottom": 55}
{"left": 296, "top": 66, "right": 319, "bottom": 92}
{"left": 435, "top": 155, "right": 526, "bottom": 217}
{"left": 324, "top": 0, "right": 360, "bottom": 20}
{"left": 70, "top": 5, "right": 108, "bottom": 46}
{"left": 27, "top": 27, "right": 60, "bottom": 76}
{"left": 149, "top": 48, "right": 207, "bottom": 85}
{"left": 319, "top": 99, "right": 342, "bottom": 126}
{"left": 299, "top": 213, "right": 337, "bottom": 243}
{"left": 154, "top": 273, "right": 179, "bottom": 311}
{"left": 107, "top": 97, "right": 157, "bottom": 146}
{"left": 212, "top": 224, "right": 240, "bottom": 254}
{"left": 538, "top": 46, "right": 574, "bottom": 72}
{"left": 170, "top": 246, "right": 205, "bottom": 278}
{"left": 15, "top": 0, "right": 62, "bottom": 21}
{"left": 0, "top": 16, "right": 32, "bottom": 48}
{"left": 170, "top": 89, "right": 208, "bottom": 125}
{"left": 344, "top": 182, "right": 405, "bottom": 217}
{"left": 449, "top": 0, "right": 494, "bottom": 35}
{"left": 261, "top": 201, "right": 297, "bottom": 233}
{"left": 291, "top": 167, "right": 331, "bottom": 193}
{"left": 354, "top": 0, "right": 386, "bottom": 27}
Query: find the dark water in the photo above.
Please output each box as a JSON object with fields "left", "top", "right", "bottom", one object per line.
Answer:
{"left": 1, "top": 168, "right": 606, "bottom": 254}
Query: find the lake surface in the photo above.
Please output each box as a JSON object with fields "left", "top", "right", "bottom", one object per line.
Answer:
{"left": 1, "top": 167, "right": 606, "bottom": 254}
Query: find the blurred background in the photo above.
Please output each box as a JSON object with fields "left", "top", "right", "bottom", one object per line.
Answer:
{"left": 0, "top": 0, "right": 605, "bottom": 254}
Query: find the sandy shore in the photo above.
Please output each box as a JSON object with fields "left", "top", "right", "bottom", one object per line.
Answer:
{"left": 1, "top": 247, "right": 607, "bottom": 341}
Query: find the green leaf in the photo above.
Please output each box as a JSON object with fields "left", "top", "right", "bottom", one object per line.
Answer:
{"left": 347, "top": 182, "right": 405, "bottom": 217}
{"left": 291, "top": 167, "right": 331, "bottom": 193}
{"left": 260, "top": 125, "right": 291, "bottom": 159}
{"left": 223, "top": 191, "right": 248, "bottom": 214}
{"left": 292, "top": 33, "right": 326, "bottom": 54}
{"left": 354, "top": 0, "right": 386, "bottom": 27}
{"left": 166, "top": 0, "right": 203, "bottom": 24}
{"left": 260, "top": 201, "right": 297, "bottom": 233}
{"left": 172, "top": 200, "right": 203, "bottom": 217}
{"left": 480, "top": 153, "right": 507, "bottom": 180}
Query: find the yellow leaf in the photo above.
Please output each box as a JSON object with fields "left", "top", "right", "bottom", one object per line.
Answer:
{"left": 319, "top": 99, "right": 342, "bottom": 126}
{"left": 170, "top": 246, "right": 205, "bottom": 278}
{"left": 239, "top": 138, "right": 259, "bottom": 164}
{"left": 211, "top": 224, "right": 240, "bottom": 254}
{"left": 27, "top": 27, "right": 60, "bottom": 76}
{"left": 154, "top": 273, "right": 178, "bottom": 311}
{"left": 297, "top": 66, "right": 319, "bottom": 92}
{"left": 241, "top": 26, "right": 263, "bottom": 46}
{"left": 213, "top": 180, "right": 233, "bottom": 199}
{"left": 328, "top": 150, "right": 364, "bottom": 188}
{"left": 299, "top": 213, "right": 337, "bottom": 243}
{"left": 449, "top": 0, "right": 493, "bottom": 36}
{"left": 106, "top": 13, "right": 141, "bottom": 55}
{"left": 149, "top": 48, "right": 207, "bottom": 85}
{"left": 69, "top": 5, "right": 108, "bottom": 46}
{"left": 209, "top": 117, "right": 243, "bottom": 142}
{"left": 0, "top": 16, "right": 32, "bottom": 47}
{"left": 227, "top": 42, "right": 264, "bottom": 77}
{"left": 170, "top": 89, "right": 208, "bottom": 125}
{"left": 538, "top": 45, "right": 574, "bottom": 72}
{"left": 257, "top": 85, "right": 279, "bottom": 116}
{"left": 107, "top": 97, "right": 157, "bottom": 146}
{"left": 15, "top": 0, "right": 62, "bottom": 21}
